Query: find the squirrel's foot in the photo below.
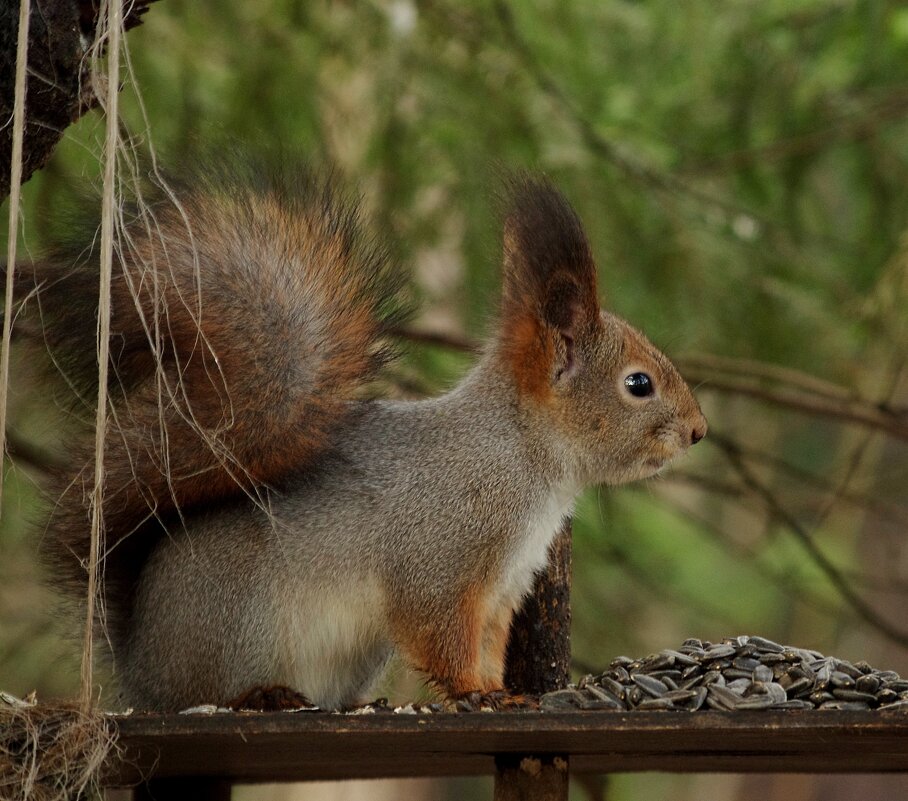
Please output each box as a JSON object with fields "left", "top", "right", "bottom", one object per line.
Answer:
{"left": 450, "top": 689, "right": 539, "bottom": 712}
{"left": 227, "top": 685, "right": 315, "bottom": 711}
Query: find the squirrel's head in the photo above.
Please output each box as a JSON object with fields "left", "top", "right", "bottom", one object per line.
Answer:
{"left": 497, "top": 176, "right": 707, "bottom": 486}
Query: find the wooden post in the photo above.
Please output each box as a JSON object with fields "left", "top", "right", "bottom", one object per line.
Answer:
{"left": 495, "top": 519, "right": 572, "bottom": 801}
{"left": 503, "top": 520, "right": 572, "bottom": 694}
{"left": 493, "top": 755, "right": 569, "bottom": 801}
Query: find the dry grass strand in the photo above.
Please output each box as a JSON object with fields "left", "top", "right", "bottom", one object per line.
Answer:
{"left": 0, "top": 696, "right": 120, "bottom": 801}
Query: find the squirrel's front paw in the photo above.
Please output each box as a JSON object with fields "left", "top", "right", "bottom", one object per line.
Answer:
{"left": 227, "top": 685, "right": 315, "bottom": 711}
{"left": 450, "top": 689, "right": 538, "bottom": 712}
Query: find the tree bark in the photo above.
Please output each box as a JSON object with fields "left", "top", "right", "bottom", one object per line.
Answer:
{"left": 496, "top": 520, "right": 572, "bottom": 801}
{"left": 504, "top": 520, "right": 572, "bottom": 694}
{"left": 0, "top": 0, "right": 156, "bottom": 201}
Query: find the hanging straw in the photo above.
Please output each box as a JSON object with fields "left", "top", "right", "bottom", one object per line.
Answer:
{"left": 0, "top": 0, "right": 30, "bottom": 514}
{"left": 82, "top": 0, "right": 123, "bottom": 716}
{"left": 0, "top": 1, "right": 124, "bottom": 798}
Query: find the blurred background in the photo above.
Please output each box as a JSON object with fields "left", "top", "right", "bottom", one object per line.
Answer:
{"left": 3, "top": 0, "right": 908, "bottom": 799}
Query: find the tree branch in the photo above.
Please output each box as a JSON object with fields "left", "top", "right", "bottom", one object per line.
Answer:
{"left": 714, "top": 437, "right": 908, "bottom": 650}
{"left": 677, "top": 353, "right": 857, "bottom": 403}
{"left": 679, "top": 88, "right": 908, "bottom": 175}
{"left": 391, "top": 325, "right": 479, "bottom": 354}
{"left": 5, "top": 428, "right": 63, "bottom": 473}
{"left": 684, "top": 373, "right": 908, "bottom": 441}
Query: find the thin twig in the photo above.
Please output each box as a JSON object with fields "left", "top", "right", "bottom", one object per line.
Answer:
{"left": 693, "top": 429, "right": 908, "bottom": 528}
{"left": 649, "top": 485, "right": 848, "bottom": 616}
{"left": 668, "top": 464, "right": 908, "bottom": 535}
{"left": 391, "top": 325, "right": 479, "bottom": 354}
{"left": 585, "top": 503, "right": 741, "bottom": 627}
{"left": 679, "top": 88, "right": 908, "bottom": 175}
{"left": 689, "top": 373, "right": 908, "bottom": 441}
{"left": 492, "top": 0, "right": 670, "bottom": 192}
{"left": 490, "top": 0, "right": 859, "bottom": 258}
{"left": 656, "top": 471, "right": 908, "bottom": 597}
{"left": 5, "top": 428, "right": 64, "bottom": 472}
{"left": 677, "top": 353, "right": 856, "bottom": 403}
{"left": 715, "top": 437, "right": 908, "bottom": 650}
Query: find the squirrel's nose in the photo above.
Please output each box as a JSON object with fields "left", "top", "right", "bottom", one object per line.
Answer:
{"left": 690, "top": 419, "right": 707, "bottom": 445}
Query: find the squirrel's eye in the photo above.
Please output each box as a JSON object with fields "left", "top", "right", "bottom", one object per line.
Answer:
{"left": 624, "top": 372, "right": 654, "bottom": 398}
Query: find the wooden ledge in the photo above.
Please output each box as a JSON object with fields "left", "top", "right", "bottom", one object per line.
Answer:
{"left": 108, "top": 709, "right": 908, "bottom": 785}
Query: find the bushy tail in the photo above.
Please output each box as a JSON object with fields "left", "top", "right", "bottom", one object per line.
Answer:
{"left": 22, "top": 159, "right": 407, "bottom": 638}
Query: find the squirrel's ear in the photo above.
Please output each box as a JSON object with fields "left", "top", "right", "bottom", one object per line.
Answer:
{"left": 499, "top": 178, "right": 600, "bottom": 395}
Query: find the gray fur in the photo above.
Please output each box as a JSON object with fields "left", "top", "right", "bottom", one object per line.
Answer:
{"left": 122, "top": 326, "right": 705, "bottom": 710}
{"left": 123, "top": 353, "right": 574, "bottom": 709}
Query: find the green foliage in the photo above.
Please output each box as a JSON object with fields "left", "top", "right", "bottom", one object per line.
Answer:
{"left": 3, "top": 4, "right": 908, "bottom": 796}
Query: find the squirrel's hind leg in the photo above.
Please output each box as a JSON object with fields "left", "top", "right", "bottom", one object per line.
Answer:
{"left": 393, "top": 588, "right": 487, "bottom": 699}
{"left": 393, "top": 587, "right": 535, "bottom": 709}
{"left": 453, "top": 603, "right": 539, "bottom": 711}
{"left": 226, "top": 685, "right": 314, "bottom": 711}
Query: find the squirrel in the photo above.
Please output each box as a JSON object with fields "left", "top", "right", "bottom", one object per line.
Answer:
{"left": 19, "top": 159, "right": 707, "bottom": 711}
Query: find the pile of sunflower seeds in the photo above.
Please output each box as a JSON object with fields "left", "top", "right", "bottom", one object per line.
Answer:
{"left": 541, "top": 636, "right": 908, "bottom": 713}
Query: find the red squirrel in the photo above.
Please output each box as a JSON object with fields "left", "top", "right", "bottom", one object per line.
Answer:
{"left": 24, "top": 161, "right": 706, "bottom": 710}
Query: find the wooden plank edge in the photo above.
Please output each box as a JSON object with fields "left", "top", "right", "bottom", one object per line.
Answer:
{"left": 105, "top": 710, "right": 908, "bottom": 785}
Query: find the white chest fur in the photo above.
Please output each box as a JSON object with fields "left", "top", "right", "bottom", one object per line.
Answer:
{"left": 496, "top": 485, "right": 576, "bottom": 610}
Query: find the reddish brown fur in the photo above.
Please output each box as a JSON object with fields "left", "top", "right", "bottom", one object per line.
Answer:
{"left": 393, "top": 580, "right": 523, "bottom": 701}
{"left": 499, "top": 179, "right": 600, "bottom": 400}
{"left": 27, "top": 164, "right": 406, "bottom": 647}
{"left": 393, "top": 585, "right": 492, "bottom": 698}
{"left": 500, "top": 314, "right": 554, "bottom": 400}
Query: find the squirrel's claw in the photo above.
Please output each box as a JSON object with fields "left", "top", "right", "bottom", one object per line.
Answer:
{"left": 227, "top": 684, "right": 316, "bottom": 711}
{"left": 450, "top": 689, "right": 539, "bottom": 712}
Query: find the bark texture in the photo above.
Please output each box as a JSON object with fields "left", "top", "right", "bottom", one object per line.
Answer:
{"left": 0, "top": 0, "right": 155, "bottom": 200}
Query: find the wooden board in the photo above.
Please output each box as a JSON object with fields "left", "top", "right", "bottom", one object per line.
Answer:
{"left": 108, "top": 709, "right": 908, "bottom": 785}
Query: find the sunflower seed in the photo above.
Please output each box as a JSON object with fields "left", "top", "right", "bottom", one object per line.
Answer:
{"left": 830, "top": 671, "right": 856, "bottom": 689}
{"left": 638, "top": 697, "right": 679, "bottom": 710}
{"left": 707, "top": 684, "right": 743, "bottom": 710}
{"left": 831, "top": 689, "right": 878, "bottom": 704}
{"left": 633, "top": 674, "right": 668, "bottom": 698}
{"left": 543, "top": 636, "right": 907, "bottom": 715}
{"left": 736, "top": 694, "right": 775, "bottom": 710}
{"left": 835, "top": 661, "right": 864, "bottom": 680}
{"left": 541, "top": 689, "right": 585, "bottom": 711}
{"left": 785, "top": 677, "right": 815, "bottom": 698}
{"left": 819, "top": 700, "right": 871, "bottom": 711}
{"left": 599, "top": 676, "right": 626, "bottom": 699}
{"left": 704, "top": 644, "right": 736, "bottom": 659}
{"left": 749, "top": 636, "right": 785, "bottom": 653}
{"left": 770, "top": 700, "right": 814, "bottom": 710}
{"left": 879, "top": 699, "right": 908, "bottom": 711}
{"left": 586, "top": 684, "right": 624, "bottom": 707}
{"left": 726, "top": 678, "right": 752, "bottom": 696}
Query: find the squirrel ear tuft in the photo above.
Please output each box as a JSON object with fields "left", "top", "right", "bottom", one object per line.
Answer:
{"left": 500, "top": 176, "right": 599, "bottom": 332}
{"left": 499, "top": 177, "right": 599, "bottom": 393}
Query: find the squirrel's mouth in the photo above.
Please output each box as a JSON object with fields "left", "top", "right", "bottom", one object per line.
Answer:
{"left": 642, "top": 457, "right": 668, "bottom": 475}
